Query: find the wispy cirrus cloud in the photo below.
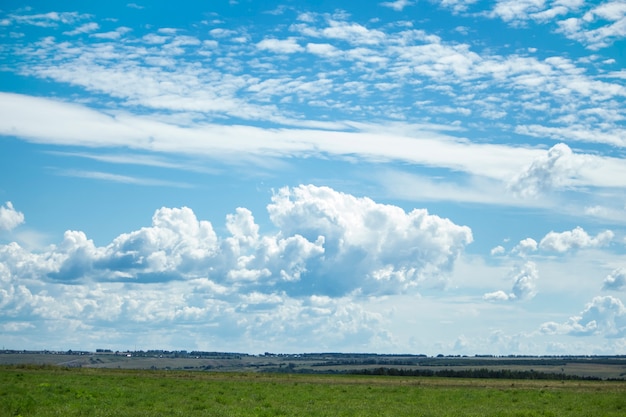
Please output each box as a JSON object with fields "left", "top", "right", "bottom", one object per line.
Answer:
{"left": 55, "top": 169, "right": 195, "bottom": 188}
{"left": 2, "top": 91, "right": 626, "bottom": 222}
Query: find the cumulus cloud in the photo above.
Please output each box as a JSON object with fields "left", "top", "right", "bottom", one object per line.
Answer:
{"left": 267, "top": 185, "right": 473, "bottom": 294}
{"left": 0, "top": 185, "right": 471, "bottom": 296}
{"left": 541, "top": 296, "right": 626, "bottom": 337}
{"left": 603, "top": 268, "right": 626, "bottom": 291}
{"left": 490, "top": 245, "right": 505, "bottom": 256}
{"left": 538, "top": 226, "right": 613, "bottom": 252}
{"left": 0, "top": 202, "right": 25, "bottom": 231}
{"left": 0, "top": 185, "right": 474, "bottom": 350}
{"left": 484, "top": 261, "right": 538, "bottom": 301}
{"left": 507, "top": 143, "right": 582, "bottom": 198}
{"left": 513, "top": 238, "right": 537, "bottom": 256}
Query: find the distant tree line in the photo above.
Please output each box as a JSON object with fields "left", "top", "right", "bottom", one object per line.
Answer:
{"left": 349, "top": 367, "right": 604, "bottom": 380}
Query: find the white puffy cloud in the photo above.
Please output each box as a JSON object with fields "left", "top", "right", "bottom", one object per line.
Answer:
{"left": 0, "top": 202, "right": 25, "bottom": 231}
{"left": 603, "top": 268, "right": 626, "bottom": 291}
{"left": 267, "top": 185, "right": 473, "bottom": 294}
{"left": 256, "top": 38, "right": 303, "bottom": 54}
{"left": 491, "top": 0, "right": 548, "bottom": 24}
{"left": 0, "top": 192, "right": 409, "bottom": 350}
{"left": 490, "top": 245, "right": 505, "bottom": 256}
{"left": 484, "top": 261, "right": 538, "bottom": 301}
{"left": 483, "top": 290, "right": 510, "bottom": 301}
{"left": 507, "top": 143, "right": 583, "bottom": 198}
{"left": 539, "top": 226, "right": 614, "bottom": 252}
{"left": 0, "top": 185, "right": 471, "bottom": 297}
{"left": 99, "top": 206, "right": 219, "bottom": 280}
{"left": 513, "top": 238, "right": 537, "bottom": 256}
{"left": 556, "top": 1, "right": 626, "bottom": 49}
{"left": 541, "top": 296, "right": 626, "bottom": 337}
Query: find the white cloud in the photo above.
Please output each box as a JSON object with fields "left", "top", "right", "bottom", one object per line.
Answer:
{"left": 267, "top": 185, "right": 473, "bottom": 293}
{"left": 63, "top": 22, "right": 99, "bottom": 36}
{"left": 306, "top": 42, "right": 341, "bottom": 57}
{"left": 56, "top": 169, "right": 194, "bottom": 188}
{"left": 541, "top": 295, "right": 626, "bottom": 337}
{"left": 556, "top": 1, "right": 626, "bottom": 49}
{"left": 209, "top": 28, "right": 237, "bottom": 38}
{"left": 0, "top": 93, "right": 537, "bottom": 180}
{"left": 8, "top": 12, "right": 626, "bottom": 155}
{"left": 516, "top": 124, "right": 626, "bottom": 147}
{"left": 490, "top": 0, "right": 626, "bottom": 49}
{"left": 293, "top": 19, "right": 387, "bottom": 45}
{"left": 484, "top": 261, "right": 539, "bottom": 301}
{"left": 256, "top": 38, "right": 303, "bottom": 53}
{"left": 490, "top": 245, "right": 505, "bottom": 256}
{"left": 0, "top": 186, "right": 478, "bottom": 351}
{"left": 510, "top": 262, "right": 539, "bottom": 300}
{"left": 0, "top": 185, "right": 471, "bottom": 296}
{"left": 0, "top": 202, "right": 25, "bottom": 231}
{"left": 380, "top": 0, "right": 414, "bottom": 11}
{"left": 513, "top": 238, "right": 538, "bottom": 256}
{"left": 4, "top": 92, "right": 626, "bottom": 219}
{"left": 7, "top": 11, "right": 89, "bottom": 28}
{"left": 142, "top": 33, "right": 169, "bottom": 44}
{"left": 483, "top": 290, "right": 510, "bottom": 301}
{"left": 491, "top": 0, "right": 547, "bottom": 24}
{"left": 437, "top": 0, "right": 479, "bottom": 13}
{"left": 539, "top": 226, "right": 614, "bottom": 253}
{"left": 91, "top": 26, "right": 132, "bottom": 40}
{"left": 507, "top": 143, "right": 583, "bottom": 198}
{"left": 603, "top": 268, "right": 626, "bottom": 291}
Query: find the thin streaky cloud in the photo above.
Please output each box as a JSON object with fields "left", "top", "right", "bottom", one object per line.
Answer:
{"left": 46, "top": 151, "right": 222, "bottom": 174}
{"left": 55, "top": 169, "right": 195, "bottom": 188}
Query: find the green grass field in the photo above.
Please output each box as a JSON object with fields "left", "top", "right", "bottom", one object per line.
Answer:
{"left": 1, "top": 366, "right": 625, "bottom": 416}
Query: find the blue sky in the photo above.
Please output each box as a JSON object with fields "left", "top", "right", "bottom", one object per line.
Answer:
{"left": 1, "top": 0, "right": 625, "bottom": 355}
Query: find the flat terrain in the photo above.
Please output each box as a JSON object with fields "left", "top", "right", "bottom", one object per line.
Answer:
{"left": 2, "top": 352, "right": 626, "bottom": 379}
{"left": 1, "top": 366, "right": 625, "bottom": 416}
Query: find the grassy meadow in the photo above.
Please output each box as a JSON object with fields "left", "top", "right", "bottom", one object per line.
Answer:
{"left": 1, "top": 366, "right": 626, "bottom": 416}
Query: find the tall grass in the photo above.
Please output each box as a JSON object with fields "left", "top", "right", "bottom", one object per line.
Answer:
{"left": 1, "top": 366, "right": 625, "bottom": 416}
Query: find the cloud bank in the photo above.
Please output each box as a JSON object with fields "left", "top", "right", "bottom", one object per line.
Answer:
{"left": 0, "top": 185, "right": 477, "bottom": 350}
{"left": 0, "top": 184, "right": 471, "bottom": 301}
